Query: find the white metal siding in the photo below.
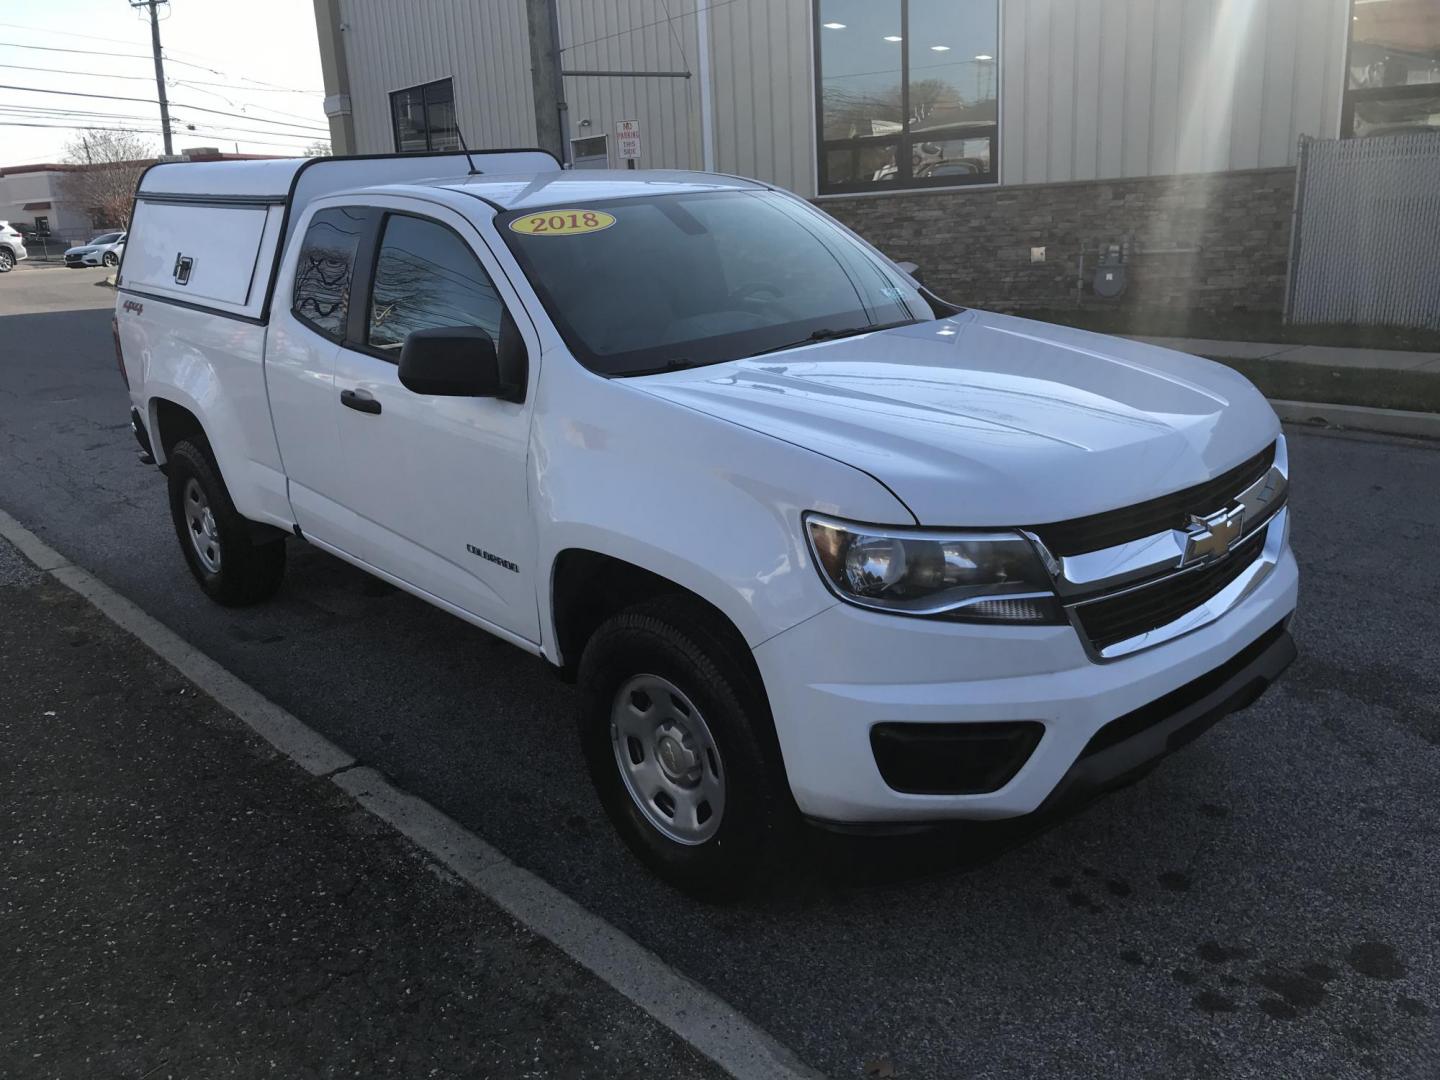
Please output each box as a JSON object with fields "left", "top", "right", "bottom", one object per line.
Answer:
{"left": 338, "top": 0, "right": 538, "bottom": 154}
{"left": 707, "top": 0, "right": 815, "bottom": 196}
{"left": 334, "top": 0, "right": 1349, "bottom": 193}
{"left": 556, "top": 0, "right": 702, "bottom": 172}
{"left": 1001, "top": 0, "right": 1350, "bottom": 184}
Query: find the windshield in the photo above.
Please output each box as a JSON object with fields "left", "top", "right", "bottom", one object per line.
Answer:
{"left": 498, "top": 190, "right": 945, "bottom": 376}
{"left": 91, "top": 233, "right": 121, "bottom": 245}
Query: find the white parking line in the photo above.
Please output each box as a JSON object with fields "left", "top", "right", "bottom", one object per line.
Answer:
{"left": 0, "top": 506, "right": 824, "bottom": 1080}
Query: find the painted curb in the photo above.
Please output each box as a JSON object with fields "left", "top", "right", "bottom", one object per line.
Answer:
{"left": 1273, "top": 399, "right": 1440, "bottom": 441}
{"left": 0, "top": 505, "right": 824, "bottom": 1080}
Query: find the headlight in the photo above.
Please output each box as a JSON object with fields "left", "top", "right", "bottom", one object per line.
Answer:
{"left": 804, "top": 514, "right": 1063, "bottom": 623}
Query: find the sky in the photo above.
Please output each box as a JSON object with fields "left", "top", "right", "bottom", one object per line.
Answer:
{"left": 1, "top": 0, "right": 327, "bottom": 166}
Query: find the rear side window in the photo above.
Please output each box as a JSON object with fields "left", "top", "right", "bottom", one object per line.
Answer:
{"left": 366, "top": 214, "right": 503, "bottom": 353}
{"left": 293, "top": 207, "right": 367, "bottom": 340}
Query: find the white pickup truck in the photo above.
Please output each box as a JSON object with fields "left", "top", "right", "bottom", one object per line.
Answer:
{"left": 115, "top": 150, "right": 1296, "bottom": 893}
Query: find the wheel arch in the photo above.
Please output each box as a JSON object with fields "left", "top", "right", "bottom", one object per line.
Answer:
{"left": 548, "top": 548, "right": 763, "bottom": 693}
{"left": 147, "top": 394, "right": 210, "bottom": 469}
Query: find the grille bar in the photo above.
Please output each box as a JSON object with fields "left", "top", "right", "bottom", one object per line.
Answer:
{"left": 1029, "top": 442, "right": 1276, "bottom": 557}
{"left": 1072, "top": 527, "right": 1268, "bottom": 652}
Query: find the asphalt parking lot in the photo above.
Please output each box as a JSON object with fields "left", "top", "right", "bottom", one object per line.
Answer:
{"left": 2, "top": 269, "right": 1437, "bottom": 1078}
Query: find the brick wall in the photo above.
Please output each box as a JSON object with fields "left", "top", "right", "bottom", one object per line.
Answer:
{"left": 819, "top": 167, "right": 1297, "bottom": 317}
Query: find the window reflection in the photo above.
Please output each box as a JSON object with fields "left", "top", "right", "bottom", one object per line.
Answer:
{"left": 368, "top": 215, "right": 502, "bottom": 352}
{"left": 1344, "top": 0, "right": 1440, "bottom": 136}
{"left": 292, "top": 207, "right": 366, "bottom": 340}
{"left": 816, "top": 0, "right": 998, "bottom": 193}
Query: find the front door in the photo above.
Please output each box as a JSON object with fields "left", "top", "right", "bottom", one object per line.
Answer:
{"left": 329, "top": 201, "right": 540, "bottom": 644}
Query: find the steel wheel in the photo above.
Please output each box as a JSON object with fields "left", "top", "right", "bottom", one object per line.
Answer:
{"left": 182, "top": 477, "right": 222, "bottom": 574}
{"left": 610, "top": 673, "right": 725, "bottom": 845}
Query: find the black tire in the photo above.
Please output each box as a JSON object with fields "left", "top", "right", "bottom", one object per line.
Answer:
{"left": 166, "top": 439, "right": 286, "bottom": 606}
{"left": 102, "top": 251, "right": 119, "bottom": 267}
{"left": 577, "top": 595, "right": 795, "bottom": 897}
{"left": 0, "top": 249, "right": 13, "bottom": 272}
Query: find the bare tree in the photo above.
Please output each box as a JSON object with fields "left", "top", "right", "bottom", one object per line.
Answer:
{"left": 58, "top": 129, "right": 157, "bottom": 231}
{"left": 303, "top": 139, "right": 333, "bottom": 157}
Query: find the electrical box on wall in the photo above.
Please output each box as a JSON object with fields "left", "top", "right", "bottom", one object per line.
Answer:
{"left": 1030, "top": 246, "right": 1046, "bottom": 263}
{"left": 570, "top": 134, "right": 609, "bottom": 170}
{"left": 1092, "top": 241, "right": 1128, "bottom": 298}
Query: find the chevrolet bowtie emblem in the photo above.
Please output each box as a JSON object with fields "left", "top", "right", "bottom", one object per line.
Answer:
{"left": 1182, "top": 506, "right": 1244, "bottom": 565}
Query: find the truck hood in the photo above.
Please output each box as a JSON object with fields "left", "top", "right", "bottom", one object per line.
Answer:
{"left": 630, "top": 310, "right": 1279, "bottom": 526}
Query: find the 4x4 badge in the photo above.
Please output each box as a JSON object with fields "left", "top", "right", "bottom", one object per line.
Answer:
{"left": 1182, "top": 506, "right": 1245, "bottom": 565}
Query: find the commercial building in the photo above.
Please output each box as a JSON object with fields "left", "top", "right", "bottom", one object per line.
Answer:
{"left": 312, "top": 0, "right": 1439, "bottom": 320}
{"left": 0, "top": 165, "right": 98, "bottom": 247}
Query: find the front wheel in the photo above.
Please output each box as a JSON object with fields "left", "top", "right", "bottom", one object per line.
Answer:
{"left": 577, "top": 596, "right": 794, "bottom": 896}
{"left": 166, "top": 439, "right": 286, "bottom": 606}
{"left": 102, "top": 251, "right": 119, "bottom": 267}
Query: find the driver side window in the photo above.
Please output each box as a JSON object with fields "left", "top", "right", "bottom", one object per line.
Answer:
{"left": 367, "top": 214, "right": 504, "bottom": 354}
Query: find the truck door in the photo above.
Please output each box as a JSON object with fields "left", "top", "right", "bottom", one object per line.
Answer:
{"left": 327, "top": 202, "right": 540, "bottom": 644}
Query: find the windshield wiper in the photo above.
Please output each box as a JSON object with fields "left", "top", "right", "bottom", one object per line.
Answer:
{"left": 611, "top": 358, "right": 701, "bottom": 378}
{"left": 748, "top": 319, "right": 917, "bottom": 358}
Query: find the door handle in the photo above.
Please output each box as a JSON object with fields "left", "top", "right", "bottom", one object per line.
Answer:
{"left": 340, "top": 388, "right": 381, "bottom": 415}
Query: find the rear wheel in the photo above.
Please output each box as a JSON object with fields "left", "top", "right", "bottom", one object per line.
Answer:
{"left": 0, "top": 249, "right": 14, "bottom": 272}
{"left": 577, "top": 596, "right": 794, "bottom": 896}
{"left": 166, "top": 439, "right": 286, "bottom": 606}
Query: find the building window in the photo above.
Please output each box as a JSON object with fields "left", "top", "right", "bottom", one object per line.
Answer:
{"left": 1342, "top": 0, "right": 1440, "bottom": 137}
{"left": 814, "top": 0, "right": 998, "bottom": 195}
{"left": 390, "top": 78, "right": 461, "bottom": 153}
{"left": 33, "top": 216, "right": 49, "bottom": 234}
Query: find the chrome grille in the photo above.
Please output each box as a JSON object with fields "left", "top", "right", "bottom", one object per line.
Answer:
{"left": 1071, "top": 527, "right": 1268, "bottom": 652}
{"left": 1032, "top": 436, "right": 1291, "bottom": 661}
{"left": 1028, "top": 442, "right": 1276, "bottom": 557}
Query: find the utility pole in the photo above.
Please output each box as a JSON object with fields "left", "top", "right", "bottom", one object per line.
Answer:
{"left": 132, "top": 0, "right": 173, "bottom": 156}
{"left": 524, "top": 0, "right": 566, "bottom": 163}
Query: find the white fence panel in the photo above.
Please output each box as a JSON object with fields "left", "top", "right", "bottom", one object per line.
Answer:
{"left": 1286, "top": 132, "right": 1440, "bottom": 329}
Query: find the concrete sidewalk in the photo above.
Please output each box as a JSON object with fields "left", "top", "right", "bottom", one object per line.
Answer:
{"left": 0, "top": 536, "right": 725, "bottom": 1080}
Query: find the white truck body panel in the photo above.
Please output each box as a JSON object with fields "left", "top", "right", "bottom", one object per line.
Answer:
{"left": 118, "top": 161, "right": 1298, "bottom": 828}
{"left": 124, "top": 202, "right": 281, "bottom": 315}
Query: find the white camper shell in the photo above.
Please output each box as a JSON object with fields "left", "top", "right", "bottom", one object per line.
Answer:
{"left": 120, "top": 149, "right": 559, "bottom": 321}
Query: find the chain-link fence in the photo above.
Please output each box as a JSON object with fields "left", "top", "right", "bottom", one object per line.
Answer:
{"left": 1286, "top": 131, "right": 1440, "bottom": 330}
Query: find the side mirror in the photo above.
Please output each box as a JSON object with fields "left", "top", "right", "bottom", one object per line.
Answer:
{"left": 398, "top": 326, "right": 501, "bottom": 397}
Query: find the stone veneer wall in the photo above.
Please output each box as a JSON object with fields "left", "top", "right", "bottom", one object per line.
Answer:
{"left": 818, "top": 167, "right": 1297, "bottom": 317}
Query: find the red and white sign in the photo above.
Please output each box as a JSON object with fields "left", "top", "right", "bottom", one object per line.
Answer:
{"left": 616, "top": 119, "right": 642, "bottom": 161}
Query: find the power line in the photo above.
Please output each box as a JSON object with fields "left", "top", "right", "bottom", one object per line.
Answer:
{"left": 0, "top": 40, "right": 322, "bottom": 94}
{"left": 561, "top": 0, "right": 745, "bottom": 55}
{"left": 0, "top": 119, "right": 314, "bottom": 153}
{"left": 170, "top": 79, "right": 331, "bottom": 126}
{"left": 0, "top": 102, "right": 323, "bottom": 143}
{"left": 0, "top": 62, "right": 156, "bottom": 82}
{"left": 0, "top": 83, "right": 329, "bottom": 133}
{"left": 165, "top": 76, "right": 321, "bottom": 95}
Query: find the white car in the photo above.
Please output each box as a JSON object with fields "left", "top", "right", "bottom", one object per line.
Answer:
{"left": 114, "top": 152, "right": 1297, "bottom": 893}
{"left": 65, "top": 231, "right": 126, "bottom": 268}
{"left": 0, "top": 221, "right": 28, "bottom": 271}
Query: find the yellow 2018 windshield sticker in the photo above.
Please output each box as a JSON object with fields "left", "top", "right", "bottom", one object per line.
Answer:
{"left": 508, "top": 209, "right": 616, "bottom": 236}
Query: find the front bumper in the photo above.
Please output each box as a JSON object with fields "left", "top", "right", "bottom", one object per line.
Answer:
{"left": 752, "top": 543, "right": 1298, "bottom": 823}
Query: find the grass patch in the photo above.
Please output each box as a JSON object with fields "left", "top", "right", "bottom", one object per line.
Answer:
{"left": 1207, "top": 357, "right": 1440, "bottom": 414}
{"left": 1019, "top": 307, "right": 1440, "bottom": 353}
